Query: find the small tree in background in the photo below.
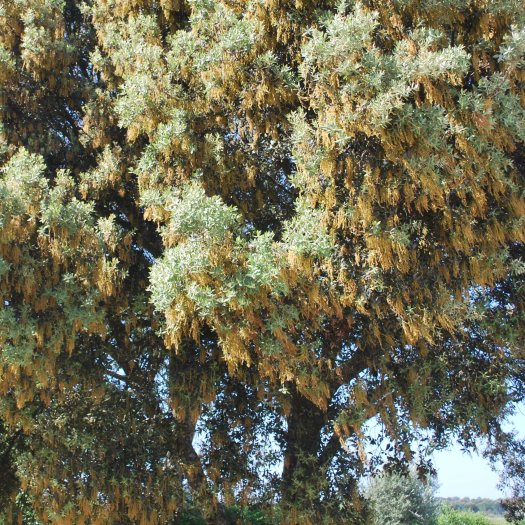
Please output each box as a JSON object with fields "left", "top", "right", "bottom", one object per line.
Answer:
{"left": 502, "top": 497, "right": 525, "bottom": 525}
{"left": 494, "top": 437, "right": 525, "bottom": 524}
{"left": 366, "top": 470, "right": 438, "bottom": 525}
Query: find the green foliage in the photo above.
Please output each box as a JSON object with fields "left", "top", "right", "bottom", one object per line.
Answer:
{"left": 175, "top": 505, "right": 276, "bottom": 525}
{"left": 282, "top": 200, "right": 334, "bottom": 258}
{"left": 366, "top": 471, "right": 438, "bottom": 525}
{"left": 437, "top": 507, "right": 492, "bottom": 525}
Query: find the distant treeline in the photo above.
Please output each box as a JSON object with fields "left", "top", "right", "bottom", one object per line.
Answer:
{"left": 438, "top": 498, "right": 504, "bottom": 516}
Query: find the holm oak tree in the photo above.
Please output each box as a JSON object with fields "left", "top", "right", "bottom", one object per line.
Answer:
{"left": 0, "top": 0, "right": 524, "bottom": 523}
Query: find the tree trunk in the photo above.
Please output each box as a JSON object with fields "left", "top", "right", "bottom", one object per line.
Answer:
{"left": 281, "top": 390, "right": 327, "bottom": 506}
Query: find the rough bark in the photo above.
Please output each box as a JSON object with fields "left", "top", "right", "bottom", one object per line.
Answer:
{"left": 282, "top": 389, "right": 327, "bottom": 506}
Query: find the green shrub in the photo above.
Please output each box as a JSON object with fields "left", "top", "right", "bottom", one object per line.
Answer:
{"left": 366, "top": 471, "right": 438, "bottom": 525}
{"left": 437, "top": 507, "right": 492, "bottom": 525}
{"left": 175, "top": 505, "right": 275, "bottom": 525}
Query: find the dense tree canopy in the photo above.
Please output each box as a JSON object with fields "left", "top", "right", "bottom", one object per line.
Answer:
{"left": 0, "top": 0, "right": 524, "bottom": 523}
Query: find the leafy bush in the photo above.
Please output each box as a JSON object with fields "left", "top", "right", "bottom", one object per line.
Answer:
{"left": 437, "top": 507, "right": 492, "bottom": 525}
{"left": 176, "top": 505, "right": 276, "bottom": 525}
{"left": 366, "top": 471, "right": 438, "bottom": 525}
